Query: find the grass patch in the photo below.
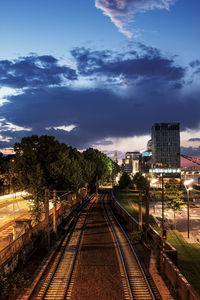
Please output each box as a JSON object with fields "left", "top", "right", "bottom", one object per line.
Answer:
{"left": 166, "top": 230, "right": 200, "bottom": 295}
{"left": 114, "top": 189, "right": 160, "bottom": 231}
{"left": 114, "top": 189, "right": 139, "bottom": 202}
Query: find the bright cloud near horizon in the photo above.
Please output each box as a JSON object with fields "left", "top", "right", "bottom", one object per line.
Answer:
{"left": 0, "top": 0, "right": 200, "bottom": 163}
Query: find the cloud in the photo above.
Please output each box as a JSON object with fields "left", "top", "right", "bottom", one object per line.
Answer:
{"left": 188, "top": 138, "right": 200, "bottom": 142}
{"left": 0, "top": 147, "right": 15, "bottom": 155}
{"left": 0, "top": 118, "right": 31, "bottom": 132}
{"left": 71, "top": 46, "right": 185, "bottom": 84}
{"left": 181, "top": 146, "right": 200, "bottom": 157}
{"left": 0, "top": 55, "right": 77, "bottom": 89}
{"left": 0, "top": 44, "right": 200, "bottom": 156}
{"left": 93, "top": 140, "right": 114, "bottom": 146}
{"left": 46, "top": 124, "right": 77, "bottom": 132}
{"left": 189, "top": 60, "right": 200, "bottom": 68}
{"left": 2, "top": 81, "right": 200, "bottom": 151}
{"left": 0, "top": 135, "right": 12, "bottom": 142}
{"left": 93, "top": 135, "right": 151, "bottom": 153}
{"left": 0, "top": 87, "right": 23, "bottom": 106}
{"left": 189, "top": 59, "right": 200, "bottom": 75}
{"left": 95, "top": 0, "right": 174, "bottom": 37}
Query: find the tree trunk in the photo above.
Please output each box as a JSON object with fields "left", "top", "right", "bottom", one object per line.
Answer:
{"left": 174, "top": 211, "right": 176, "bottom": 230}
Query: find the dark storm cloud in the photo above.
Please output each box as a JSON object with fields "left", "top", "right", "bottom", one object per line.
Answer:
{"left": 0, "top": 141, "right": 10, "bottom": 148}
{"left": 189, "top": 60, "right": 200, "bottom": 68}
{"left": 189, "top": 59, "right": 200, "bottom": 75}
{"left": 0, "top": 44, "right": 200, "bottom": 151}
{"left": 181, "top": 146, "right": 200, "bottom": 157}
{"left": 188, "top": 138, "right": 200, "bottom": 142}
{"left": 0, "top": 55, "right": 77, "bottom": 88}
{"left": 71, "top": 46, "right": 185, "bottom": 82}
{"left": 2, "top": 81, "right": 200, "bottom": 149}
{"left": 93, "top": 140, "right": 113, "bottom": 146}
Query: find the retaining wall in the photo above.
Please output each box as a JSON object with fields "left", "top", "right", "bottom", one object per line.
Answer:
{"left": 0, "top": 201, "right": 79, "bottom": 277}
{"left": 111, "top": 192, "right": 199, "bottom": 300}
{"left": 161, "top": 253, "right": 199, "bottom": 300}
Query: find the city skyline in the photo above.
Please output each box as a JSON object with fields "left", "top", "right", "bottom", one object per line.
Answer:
{"left": 0, "top": 0, "right": 200, "bottom": 161}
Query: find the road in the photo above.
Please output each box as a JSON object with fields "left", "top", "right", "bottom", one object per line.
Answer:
{"left": 0, "top": 194, "right": 30, "bottom": 251}
{"left": 0, "top": 192, "right": 55, "bottom": 251}
{"left": 150, "top": 202, "right": 200, "bottom": 243}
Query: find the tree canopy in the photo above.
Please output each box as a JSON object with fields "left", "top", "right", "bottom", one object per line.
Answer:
{"left": 133, "top": 172, "right": 150, "bottom": 227}
{"left": 118, "top": 172, "right": 132, "bottom": 189}
{"left": 11, "top": 135, "right": 119, "bottom": 222}
{"left": 132, "top": 172, "right": 150, "bottom": 193}
{"left": 166, "top": 179, "right": 185, "bottom": 229}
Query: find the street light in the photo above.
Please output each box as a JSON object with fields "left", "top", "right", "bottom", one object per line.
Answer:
{"left": 150, "top": 178, "right": 159, "bottom": 187}
{"left": 184, "top": 179, "right": 193, "bottom": 239}
{"left": 160, "top": 171, "right": 165, "bottom": 232}
{"left": 150, "top": 178, "right": 159, "bottom": 213}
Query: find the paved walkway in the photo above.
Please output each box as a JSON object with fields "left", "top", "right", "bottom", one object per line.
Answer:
{"left": 150, "top": 202, "right": 200, "bottom": 244}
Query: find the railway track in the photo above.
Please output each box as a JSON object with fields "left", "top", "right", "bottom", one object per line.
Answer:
{"left": 103, "top": 192, "right": 156, "bottom": 300}
{"left": 22, "top": 196, "right": 95, "bottom": 300}
{"left": 22, "top": 191, "right": 160, "bottom": 300}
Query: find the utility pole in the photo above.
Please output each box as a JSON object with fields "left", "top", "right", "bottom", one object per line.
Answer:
{"left": 45, "top": 189, "right": 50, "bottom": 247}
{"left": 138, "top": 192, "right": 143, "bottom": 231}
{"left": 187, "top": 188, "right": 190, "bottom": 239}
{"left": 53, "top": 189, "right": 57, "bottom": 237}
{"left": 161, "top": 172, "right": 166, "bottom": 263}
{"left": 161, "top": 173, "right": 164, "bottom": 230}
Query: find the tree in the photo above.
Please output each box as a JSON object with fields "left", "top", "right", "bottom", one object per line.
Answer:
{"left": 133, "top": 172, "right": 150, "bottom": 229}
{"left": 166, "top": 179, "right": 185, "bottom": 229}
{"left": 83, "top": 148, "right": 117, "bottom": 191}
{"left": 0, "top": 153, "right": 16, "bottom": 194}
{"left": 0, "top": 153, "right": 7, "bottom": 191}
{"left": 13, "top": 135, "right": 117, "bottom": 223}
{"left": 118, "top": 172, "right": 132, "bottom": 189}
{"left": 13, "top": 135, "right": 86, "bottom": 223}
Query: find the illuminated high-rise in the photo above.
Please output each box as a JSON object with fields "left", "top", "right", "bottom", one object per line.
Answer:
{"left": 151, "top": 123, "right": 180, "bottom": 171}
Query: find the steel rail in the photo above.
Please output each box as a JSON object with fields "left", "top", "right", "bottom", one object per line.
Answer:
{"left": 39, "top": 198, "right": 94, "bottom": 300}
{"left": 37, "top": 212, "right": 83, "bottom": 299}
{"left": 24, "top": 196, "right": 94, "bottom": 300}
{"left": 102, "top": 192, "right": 133, "bottom": 300}
{"left": 103, "top": 192, "right": 156, "bottom": 300}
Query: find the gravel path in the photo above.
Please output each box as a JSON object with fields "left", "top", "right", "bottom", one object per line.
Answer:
{"left": 70, "top": 199, "right": 125, "bottom": 300}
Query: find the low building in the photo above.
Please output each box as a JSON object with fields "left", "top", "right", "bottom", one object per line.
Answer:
{"left": 122, "top": 152, "right": 141, "bottom": 176}
{"left": 181, "top": 167, "right": 200, "bottom": 185}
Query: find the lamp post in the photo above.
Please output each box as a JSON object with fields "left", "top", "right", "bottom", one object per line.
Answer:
{"left": 184, "top": 179, "right": 193, "bottom": 239}
{"left": 159, "top": 170, "right": 167, "bottom": 264}
{"left": 161, "top": 171, "right": 165, "bottom": 231}
{"left": 150, "top": 178, "right": 159, "bottom": 212}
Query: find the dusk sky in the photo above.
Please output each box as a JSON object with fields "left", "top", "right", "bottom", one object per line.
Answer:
{"left": 0, "top": 0, "right": 200, "bottom": 162}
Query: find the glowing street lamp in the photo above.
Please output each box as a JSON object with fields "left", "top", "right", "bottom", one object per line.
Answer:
{"left": 150, "top": 178, "right": 159, "bottom": 187}
{"left": 184, "top": 179, "right": 194, "bottom": 239}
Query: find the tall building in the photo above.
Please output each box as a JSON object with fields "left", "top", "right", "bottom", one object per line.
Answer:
{"left": 113, "top": 151, "right": 118, "bottom": 164}
{"left": 151, "top": 122, "right": 180, "bottom": 175}
{"left": 122, "top": 152, "right": 140, "bottom": 176}
{"left": 140, "top": 140, "right": 152, "bottom": 173}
